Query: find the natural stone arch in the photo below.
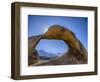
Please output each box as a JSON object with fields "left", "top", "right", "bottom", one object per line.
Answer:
{"left": 28, "top": 25, "right": 87, "bottom": 65}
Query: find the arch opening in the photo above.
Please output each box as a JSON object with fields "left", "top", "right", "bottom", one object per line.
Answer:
{"left": 35, "top": 39, "right": 69, "bottom": 62}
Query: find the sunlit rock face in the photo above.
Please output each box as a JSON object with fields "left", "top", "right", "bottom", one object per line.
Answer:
{"left": 28, "top": 25, "right": 87, "bottom": 66}
{"left": 44, "top": 25, "right": 80, "bottom": 52}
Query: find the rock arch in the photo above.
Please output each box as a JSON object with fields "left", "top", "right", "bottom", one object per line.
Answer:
{"left": 28, "top": 25, "right": 87, "bottom": 65}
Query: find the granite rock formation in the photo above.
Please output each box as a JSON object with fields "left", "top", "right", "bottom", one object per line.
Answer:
{"left": 28, "top": 25, "right": 87, "bottom": 66}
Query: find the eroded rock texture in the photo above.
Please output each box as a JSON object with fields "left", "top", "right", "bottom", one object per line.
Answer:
{"left": 28, "top": 25, "right": 87, "bottom": 66}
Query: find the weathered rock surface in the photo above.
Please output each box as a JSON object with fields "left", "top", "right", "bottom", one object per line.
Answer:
{"left": 28, "top": 25, "right": 87, "bottom": 66}
{"left": 28, "top": 35, "right": 44, "bottom": 65}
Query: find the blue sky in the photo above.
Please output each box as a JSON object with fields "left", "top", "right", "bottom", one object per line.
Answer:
{"left": 28, "top": 15, "right": 88, "bottom": 55}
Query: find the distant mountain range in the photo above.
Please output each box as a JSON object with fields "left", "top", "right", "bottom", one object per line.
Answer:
{"left": 37, "top": 50, "right": 60, "bottom": 60}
